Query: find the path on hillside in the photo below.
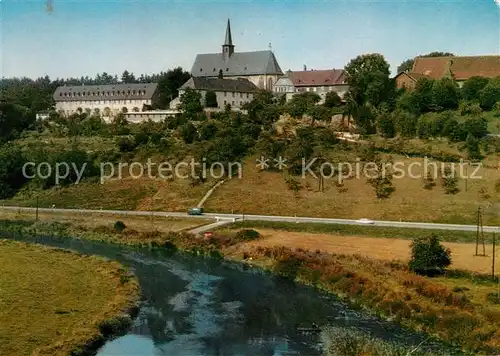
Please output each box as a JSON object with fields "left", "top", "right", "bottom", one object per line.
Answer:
{"left": 1, "top": 206, "right": 499, "bottom": 233}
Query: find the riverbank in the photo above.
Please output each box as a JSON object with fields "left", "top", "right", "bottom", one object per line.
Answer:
{"left": 1, "top": 218, "right": 498, "bottom": 354}
{"left": 0, "top": 239, "right": 141, "bottom": 356}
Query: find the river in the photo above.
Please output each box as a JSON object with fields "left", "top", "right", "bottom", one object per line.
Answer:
{"left": 6, "top": 233, "right": 462, "bottom": 356}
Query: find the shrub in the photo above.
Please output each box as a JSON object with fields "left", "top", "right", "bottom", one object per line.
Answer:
{"left": 114, "top": 221, "right": 126, "bottom": 233}
{"left": 487, "top": 292, "right": 500, "bottom": 305}
{"left": 235, "top": 229, "right": 261, "bottom": 241}
{"left": 118, "top": 137, "right": 137, "bottom": 152}
{"left": 409, "top": 235, "right": 451, "bottom": 276}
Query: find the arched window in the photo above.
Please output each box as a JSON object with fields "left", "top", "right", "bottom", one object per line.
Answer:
{"left": 267, "top": 77, "right": 273, "bottom": 90}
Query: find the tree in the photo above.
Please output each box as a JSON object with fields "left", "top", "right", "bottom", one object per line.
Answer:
{"left": 205, "top": 90, "right": 218, "bottom": 108}
{"left": 0, "top": 102, "right": 36, "bottom": 144}
{"left": 287, "top": 92, "right": 320, "bottom": 118}
{"left": 461, "top": 76, "right": 489, "bottom": 101}
{"left": 179, "top": 88, "right": 203, "bottom": 116}
{"left": 479, "top": 77, "right": 500, "bottom": 110}
{"left": 396, "top": 52, "right": 455, "bottom": 75}
{"left": 155, "top": 67, "right": 191, "bottom": 109}
{"left": 376, "top": 107, "right": 395, "bottom": 138}
{"left": 344, "top": 53, "right": 393, "bottom": 108}
{"left": 0, "top": 145, "right": 27, "bottom": 199}
{"left": 408, "top": 235, "right": 451, "bottom": 276}
{"left": 179, "top": 122, "right": 198, "bottom": 144}
{"left": 462, "top": 133, "right": 482, "bottom": 160}
{"left": 323, "top": 91, "right": 342, "bottom": 108}
{"left": 394, "top": 110, "right": 417, "bottom": 138}
{"left": 432, "top": 78, "right": 459, "bottom": 110}
{"left": 308, "top": 105, "right": 332, "bottom": 125}
{"left": 397, "top": 58, "right": 414, "bottom": 74}
{"left": 121, "top": 70, "right": 136, "bottom": 84}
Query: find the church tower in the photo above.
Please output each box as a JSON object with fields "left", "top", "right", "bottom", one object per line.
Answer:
{"left": 222, "top": 19, "right": 235, "bottom": 60}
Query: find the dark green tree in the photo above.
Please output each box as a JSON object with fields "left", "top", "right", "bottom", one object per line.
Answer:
{"left": 286, "top": 92, "right": 320, "bottom": 118}
{"left": 179, "top": 122, "right": 198, "bottom": 144}
{"left": 205, "top": 90, "right": 218, "bottom": 108}
{"left": 155, "top": 67, "right": 191, "bottom": 109}
{"left": 432, "top": 78, "right": 460, "bottom": 110}
{"left": 409, "top": 235, "right": 451, "bottom": 276}
{"left": 0, "top": 145, "right": 28, "bottom": 199}
{"left": 479, "top": 76, "right": 500, "bottom": 110}
{"left": 461, "top": 76, "right": 489, "bottom": 101}
{"left": 179, "top": 88, "right": 203, "bottom": 116}
{"left": 344, "top": 53, "right": 393, "bottom": 108}
{"left": 323, "top": 91, "right": 342, "bottom": 108}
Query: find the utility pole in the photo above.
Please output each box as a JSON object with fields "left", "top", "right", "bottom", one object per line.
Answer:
{"left": 36, "top": 196, "right": 39, "bottom": 222}
{"left": 492, "top": 232, "right": 496, "bottom": 280}
{"left": 476, "top": 207, "right": 486, "bottom": 256}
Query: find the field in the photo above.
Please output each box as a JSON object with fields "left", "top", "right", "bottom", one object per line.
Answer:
{"left": 0, "top": 209, "right": 212, "bottom": 233}
{"left": 0, "top": 239, "right": 140, "bottom": 356}
{"left": 6, "top": 175, "right": 208, "bottom": 212}
{"left": 235, "top": 228, "right": 498, "bottom": 275}
{"left": 205, "top": 154, "right": 500, "bottom": 225}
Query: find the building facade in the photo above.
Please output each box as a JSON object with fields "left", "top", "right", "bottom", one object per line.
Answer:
{"left": 273, "top": 68, "right": 349, "bottom": 103}
{"left": 190, "top": 19, "right": 283, "bottom": 91}
{"left": 171, "top": 77, "right": 259, "bottom": 110}
{"left": 395, "top": 55, "right": 500, "bottom": 89}
{"left": 53, "top": 83, "right": 158, "bottom": 117}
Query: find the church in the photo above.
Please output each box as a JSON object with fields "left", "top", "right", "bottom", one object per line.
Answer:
{"left": 190, "top": 19, "right": 283, "bottom": 91}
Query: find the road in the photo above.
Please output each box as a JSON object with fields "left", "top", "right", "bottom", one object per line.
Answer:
{"left": 1, "top": 205, "right": 498, "bottom": 233}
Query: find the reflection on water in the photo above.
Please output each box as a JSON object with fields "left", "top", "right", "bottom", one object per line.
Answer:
{"left": 5, "top": 234, "right": 461, "bottom": 356}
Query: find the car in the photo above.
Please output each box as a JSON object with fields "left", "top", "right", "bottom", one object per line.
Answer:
{"left": 188, "top": 207, "right": 204, "bottom": 215}
{"left": 357, "top": 218, "right": 375, "bottom": 224}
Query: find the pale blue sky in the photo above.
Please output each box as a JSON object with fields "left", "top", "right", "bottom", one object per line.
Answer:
{"left": 1, "top": 0, "right": 499, "bottom": 79}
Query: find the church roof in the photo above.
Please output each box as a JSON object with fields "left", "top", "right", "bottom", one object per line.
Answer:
{"left": 191, "top": 50, "right": 283, "bottom": 77}
{"left": 53, "top": 83, "right": 158, "bottom": 102}
{"left": 181, "top": 77, "right": 259, "bottom": 93}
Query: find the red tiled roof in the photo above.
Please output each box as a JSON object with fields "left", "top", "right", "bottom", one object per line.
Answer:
{"left": 288, "top": 69, "right": 345, "bottom": 87}
{"left": 412, "top": 57, "right": 451, "bottom": 79}
{"left": 412, "top": 55, "right": 500, "bottom": 81}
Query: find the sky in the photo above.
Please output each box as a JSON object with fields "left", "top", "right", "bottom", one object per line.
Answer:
{"left": 1, "top": 0, "right": 499, "bottom": 79}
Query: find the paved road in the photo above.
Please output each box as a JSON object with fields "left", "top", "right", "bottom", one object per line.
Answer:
{"left": 1, "top": 205, "right": 498, "bottom": 233}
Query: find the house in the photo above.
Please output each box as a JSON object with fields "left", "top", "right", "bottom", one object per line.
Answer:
{"left": 395, "top": 55, "right": 500, "bottom": 89}
{"left": 273, "top": 67, "right": 348, "bottom": 103}
{"left": 170, "top": 77, "right": 259, "bottom": 110}
{"left": 53, "top": 83, "right": 158, "bottom": 118}
{"left": 190, "top": 19, "right": 283, "bottom": 91}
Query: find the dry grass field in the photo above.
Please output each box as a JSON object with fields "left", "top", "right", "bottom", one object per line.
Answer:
{"left": 240, "top": 229, "right": 499, "bottom": 275}
{"left": 0, "top": 209, "right": 212, "bottom": 233}
{"left": 6, "top": 175, "right": 208, "bottom": 212}
{"left": 0, "top": 239, "right": 140, "bottom": 356}
{"left": 206, "top": 154, "right": 500, "bottom": 225}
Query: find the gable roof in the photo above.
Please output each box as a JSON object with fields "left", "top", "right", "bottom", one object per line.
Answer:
{"left": 180, "top": 77, "right": 259, "bottom": 93}
{"left": 286, "top": 69, "right": 346, "bottom": 87}
{"left": 54, "top": 83, "right": 158, "bottom": 102}
{"left": 412, "top": 55, "right": 500, "bottom": 81}
{"left": 394, "top": 71, "right": 430, "bottom": 82}
{"left": 191, "top": 50, "right": 283, "bottom": 77}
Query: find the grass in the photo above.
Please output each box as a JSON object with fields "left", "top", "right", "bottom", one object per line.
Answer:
{"left": 222, "top": 220, "right": 487, "bottom": 244}
{"left": 0, "top": 239, "right": 140, "bottom": 356}
{"left": 205, "top": 154, "right": 500, "bottom": 225}
{"left": 4, "top": 175, "right": 208, "bottom": 212}
{"left": 0, "top": 209, "right": 213, "bottom": 233}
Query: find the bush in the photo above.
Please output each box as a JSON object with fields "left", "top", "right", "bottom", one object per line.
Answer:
{"left": 235, "top": 229, "right": 261, "bottom": 241}
{"left": 114, "top": 221, "right": 126, "bottom": 233}
{"left": 409, "top": 235, "right": 451, "bottom": 276}
{"left": 118, "top": 137, "right": 137, "bottom": 152}
{"left": 487, "top": 292, "right": 500, "bottom": 304}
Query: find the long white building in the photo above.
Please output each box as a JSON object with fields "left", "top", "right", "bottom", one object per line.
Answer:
{"left": 53, "top": 83, "right": 158, "bottom": 117}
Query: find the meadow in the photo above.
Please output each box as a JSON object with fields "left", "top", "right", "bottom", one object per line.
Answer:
{"left": 0, "top": 239, "right": 140, "bottom": 356}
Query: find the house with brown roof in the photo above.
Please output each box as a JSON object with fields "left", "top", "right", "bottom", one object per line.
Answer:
{"left": 395, "top": 55, "right": 500, "bottom": 89}
{"left": 273, "top": 66, "right": 348, "bottom": 103}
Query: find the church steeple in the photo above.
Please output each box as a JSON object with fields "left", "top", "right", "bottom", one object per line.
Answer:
{"left": 222, "top": 19, "right": 235, "bottom": 60}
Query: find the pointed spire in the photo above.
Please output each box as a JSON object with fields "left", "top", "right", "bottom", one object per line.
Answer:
{"left": 224, "top": 18, "right": 233, "bottom": 46}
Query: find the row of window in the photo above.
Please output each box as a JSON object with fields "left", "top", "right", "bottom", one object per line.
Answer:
{"left": 223, "top": 100, "right": 250, "bottom": 107}
{"left": 59, "top": 89, "right": 147, "bottom": 98}
{"left": 60, "top": 99, "right": 148, "bottom": 105}
{"left": 223, "top": 92, "right": 250, "bottom": 98}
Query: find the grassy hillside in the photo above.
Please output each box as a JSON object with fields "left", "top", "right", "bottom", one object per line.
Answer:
{"left": 0, "top": 239, "right": 140, "bottom": 355}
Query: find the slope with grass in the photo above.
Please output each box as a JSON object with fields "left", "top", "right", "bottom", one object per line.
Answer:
{"left": 205, "top": 154, "right": 500, "bottom": 225}
{"left": 0, "top": 239, "right": 140, "bottom": 356}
